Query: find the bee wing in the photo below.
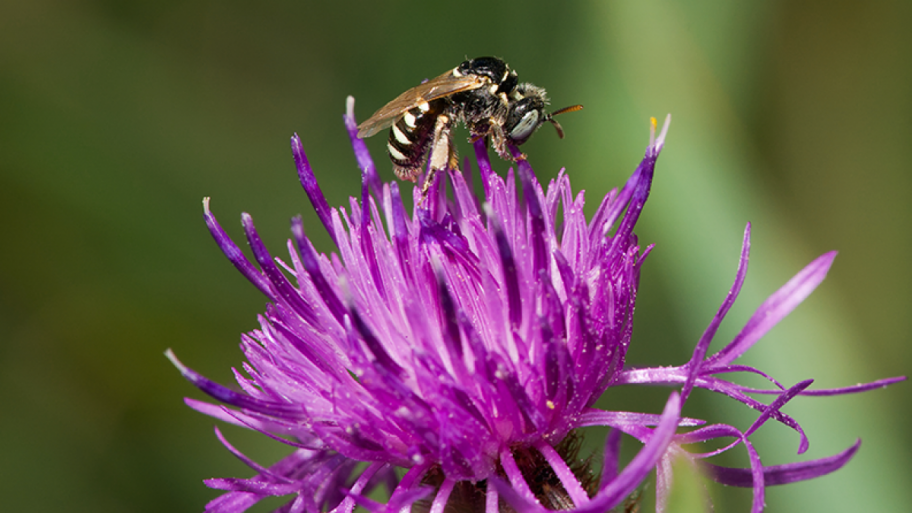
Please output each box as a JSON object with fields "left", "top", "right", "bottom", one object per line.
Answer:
{"left": 357, "top": 71, "right": 486, "bottom": 138}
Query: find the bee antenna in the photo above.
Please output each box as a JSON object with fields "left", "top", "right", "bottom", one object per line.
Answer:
{"left": 546, "top": 104, "right": 583, "bottom": 139}
{"left": 548, "top": 118, "right": 566, "bottom": 139}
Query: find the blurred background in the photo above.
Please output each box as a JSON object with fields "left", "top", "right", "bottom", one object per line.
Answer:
{"left": 1, "top": 0, "right": 909, "bottom": 511}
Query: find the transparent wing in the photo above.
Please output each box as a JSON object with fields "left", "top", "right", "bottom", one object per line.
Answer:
{"left": 357, "top": 70, "right": 485, "bottom": 138}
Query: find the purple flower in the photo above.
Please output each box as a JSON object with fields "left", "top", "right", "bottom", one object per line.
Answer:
{"left": 168, "top": 97, "right": 905, "bottom": 513}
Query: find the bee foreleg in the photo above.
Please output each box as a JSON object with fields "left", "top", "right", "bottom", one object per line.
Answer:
{"left": 488, "top": 124, "right": 525, "bottom": 162}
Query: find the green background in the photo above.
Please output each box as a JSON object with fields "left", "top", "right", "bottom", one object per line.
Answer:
{"left": 1, "top": 1, "right": 909, "bottom": 511}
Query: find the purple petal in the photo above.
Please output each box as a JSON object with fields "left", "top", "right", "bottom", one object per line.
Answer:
{"left": 704, "top": 439, "right": 862, "bottom": 487}
{"left": 290, "top": 216, "right": 347, "bottom": 324}
{"left": 515, "top": 157, "right": 548, "bottom": 279}
{"left": 432, "top": 261, "right": 465, "bottom": 363}
{"left": 473, "top": 138, "right": 494, "bottom": 195}
{"left": 600, "top": 428, "right": 622, "bottom": 488}
{"left": 495, "top": 393, "right": 682, "bottom": 513}
{"left": 708, "top": 251, "right": 837, "bottom": 367}
{"left": 616, "top": 367, "right": 809, "bottom": 446}
{"left": 744, "top": 439, "right": 765, "bottom": 513}
{"left": 344, "top": 96, "right": 382, "bottom": 196}
{"left": 576, "top": 409, "right": 705, "bottom": 428}
{"left": 291, "top": 133, "right": 336, "bottom": 244}
{"left": 205, "top": 490, "right": 262, "bottom": 513}
{"left": 744, "top": 379, "right": 813, "bottom": 453}
{"left": 682, "top": 223, "right": 751, "bottom": 402}
{"left": 498, "top": 447, "right": 539, "bottom": 506}
{"left": 351, "top": 485, "right": 433, "bottom": 513}
{"left": 429, "top": 478, "right": 456, "bottom": 513}
{"left": 608, "top": 151, "right": 655, "bottom": 257}
{"left": 203, "top": 198, "right": 273, "bottom": 298}
{"left": 702, "top": 364, "right": 787, "bottom": 390}
{"left": 654, "top": 451, "right": 673, "bottom": 513}
{"left": 749, "top": 376, "right": 907, "bottom": 397}
{"left": 535, "top": 441, "right": 590, "bottom": 506}
{"left": 241, "top": 213, "right": 318, "bottom": 325}
{"left": 328, "top": 462, "right": 385, "bottom": 513}
{"left": 213, "top": 426, "right": 288, "bottom": 480}
{"left": 575, "top": 392, "right": 681, "bottom": 513}
{"left": 166, "top": 349, "right": 302, "bottom": 416}
{"left": 676, "top": 423, "right": 745, "bottom": 458}
{"left": 489, "top": 210, "right": 521, "bottom": 330}
{"left": 485, "top": 480, "right": 499, "bottom": 513}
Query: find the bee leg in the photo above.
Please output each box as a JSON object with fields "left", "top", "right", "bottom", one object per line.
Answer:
{"left": 468, "top": 120, "right": 491, "bottom": 144}
{"left": 419, "top": 170, "right": 436, "bottom": 200}
{"left": 421, "top": 114, "right": 454, "bottom": 198}
{"left": 447, "top": 133, "right": 459, "bottom": 172}
{"left": 489, "top": 125, "right": 526, "bottom": 162}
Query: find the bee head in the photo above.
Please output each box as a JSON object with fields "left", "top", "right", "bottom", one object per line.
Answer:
{"left": 506, "top": 84, "right": 583, "bottom": 146}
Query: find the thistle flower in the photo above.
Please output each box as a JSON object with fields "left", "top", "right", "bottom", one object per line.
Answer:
{"left": 168, "top": 97, "right": 904, "bottom": 513}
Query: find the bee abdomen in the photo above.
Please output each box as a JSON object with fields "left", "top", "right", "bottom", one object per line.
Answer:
{"left": 387, "top": 101, "right": 443, "bottom": 182}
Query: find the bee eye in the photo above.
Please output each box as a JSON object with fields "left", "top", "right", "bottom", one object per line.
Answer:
{"left": 506, "top": 98, "right": 545, "bottom": 145}
{"left": 509, "top": 110, "right": 540, "bottom": 142}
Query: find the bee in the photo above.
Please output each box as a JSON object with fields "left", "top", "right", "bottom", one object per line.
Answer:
{"left": 357, "top": 57, "right": 582, "bottom": 195}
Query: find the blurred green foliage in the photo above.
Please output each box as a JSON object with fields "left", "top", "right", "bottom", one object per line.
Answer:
{"left": 0, "top": 1, "right": 909, "bottom": 511}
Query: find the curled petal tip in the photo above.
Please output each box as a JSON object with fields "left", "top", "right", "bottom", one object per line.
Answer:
{"left": 345, "top": 96, "right": 358, "bottom": 132}
{"left": 164, "top": 348, "right": 190, "bottom": 378}
{"left": 647, "top": 114, "right": 671, "bottom": 155}
{"left": 656, "top": 113, "right": 671, "bottom": 149}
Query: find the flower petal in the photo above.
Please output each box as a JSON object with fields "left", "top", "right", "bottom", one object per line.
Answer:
{"left": 708, "top": 251, "right": 837, "bottom": 367}
{"left": 705, "top": 439, "right": 862, "bottom": 487}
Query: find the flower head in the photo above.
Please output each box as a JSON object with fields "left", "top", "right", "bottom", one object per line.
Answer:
{"left": 169, "top": 97, "right": 904, "bottom": 513}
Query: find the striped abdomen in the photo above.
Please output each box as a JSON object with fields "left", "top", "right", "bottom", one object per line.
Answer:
{"left": 387, "top": 100, "right": 446, "bottom": 182}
